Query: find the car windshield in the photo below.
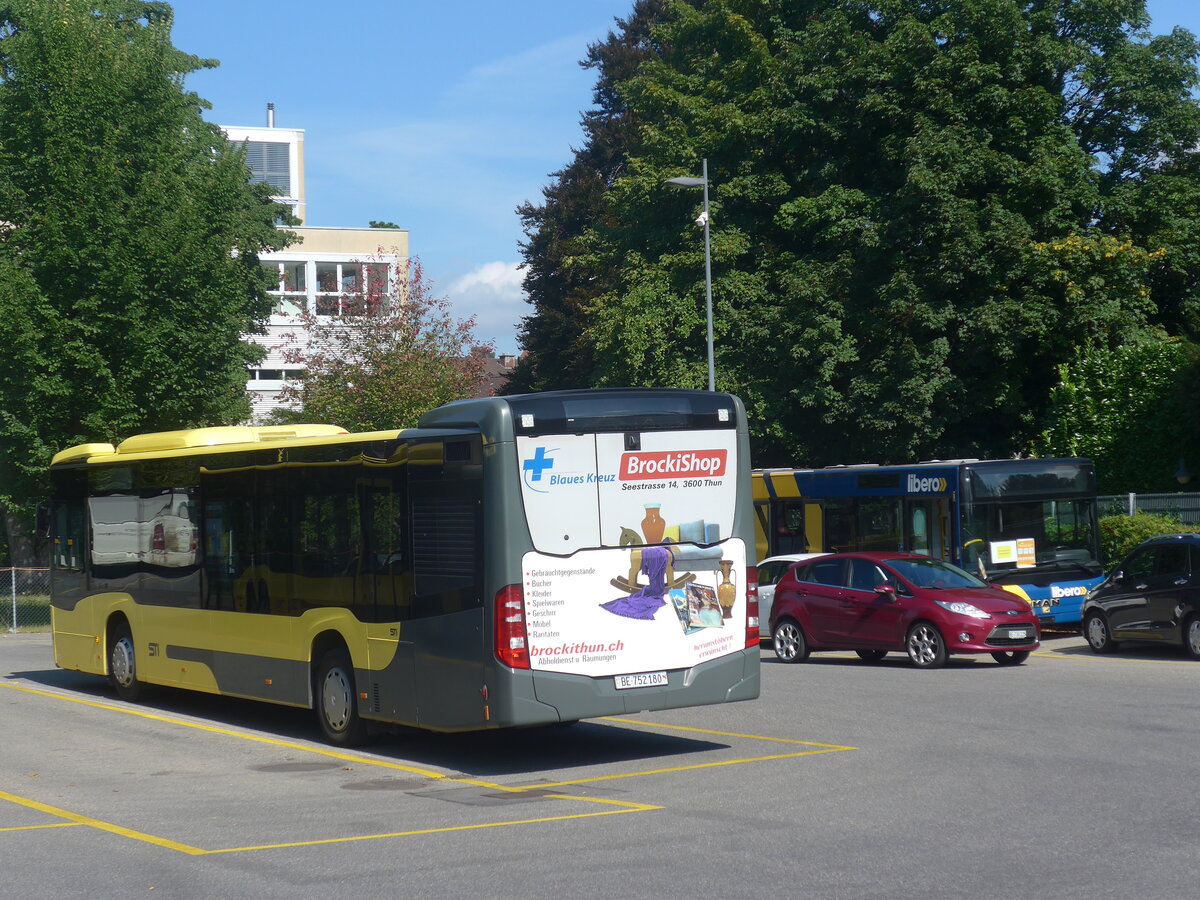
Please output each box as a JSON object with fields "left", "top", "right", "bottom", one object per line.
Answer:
{"left": 887, "top": 557, "right": 986, "bottom": 590}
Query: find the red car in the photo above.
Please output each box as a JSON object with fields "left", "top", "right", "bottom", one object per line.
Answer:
{"left": 770, "top": 552, "right": 1040, "bottom": 668}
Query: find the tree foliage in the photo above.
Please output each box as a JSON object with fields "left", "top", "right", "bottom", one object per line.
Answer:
{"left": 274, "top": 258, "right": 494, "bottom": 432}
{"left": 1034, "top": 334, "right": 1200, "bottom": 493}
{"left": 0, "top": 0, "right": 293, "bottom": 517}
{"left": 1099, "top": 511, "right": 1189, "bottom": 568}
{"left": 516, "top": 0, "right": 1200, "bottom": 475}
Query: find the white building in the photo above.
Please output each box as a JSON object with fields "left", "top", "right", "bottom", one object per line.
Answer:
{"left": 224, "top": 107, "right": 408, "bottom": 421}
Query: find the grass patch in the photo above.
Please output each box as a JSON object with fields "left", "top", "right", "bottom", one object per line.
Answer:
{"left": 1, "top": 595, "right": 51, "bottom": 633}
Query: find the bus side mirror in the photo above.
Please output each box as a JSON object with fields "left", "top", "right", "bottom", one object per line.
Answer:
{"left": 874, "top": 583, "right": 897, "bottom": 601}
{"left": 35, "top": 501, "right": 51, "bottom": 539}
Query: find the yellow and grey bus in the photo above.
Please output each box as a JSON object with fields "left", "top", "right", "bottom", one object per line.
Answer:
{"left": 49, "top": 389, "right": 760, "bottom": 745}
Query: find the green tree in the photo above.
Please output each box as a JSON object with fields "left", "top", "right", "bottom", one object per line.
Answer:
{"left": 517, "top": 0, "right": 1200, "bottom": 469}
{"left": 274, "top": 258, "right": 494, "bottom": 431}
{"left": 1034, "top": 334, "right": 1200, "bottom": 493}
{"left": 0, "top": 0, "right": 293, "bottom": 559}
{"left": 1099, "top": 511, "right": 1189, "bottom": 567}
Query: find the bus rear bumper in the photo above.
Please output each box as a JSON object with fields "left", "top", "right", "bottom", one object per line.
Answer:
{"left": 525, "top": 648, "right": 760, "bottom": 722}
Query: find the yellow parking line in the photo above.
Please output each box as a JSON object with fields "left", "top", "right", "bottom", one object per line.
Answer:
{"left": 1, "top": 680, "right": 855, "bottom": 855}
{"left": 204, "top": 800, "right": 662, "bottom": 855}
{"left": 0, "top": 786, "right": 660, "bottom": 856}
{"left": 1032, "top": 649, "right": 1197, "bottom": 666}
{"left": 0, "top": 683, "right": 471, "bottom": 785}
{"left": 539, "top": 747, "right": 853, "bottom": 789}
{"left": 0, "top": 790, "right": 206, "bottom": 856}
{"left": 603, "top": 716, "right": 857, "bottom": 749}
{"left": 0, "top": 822, "right": 82, "bottom": 833}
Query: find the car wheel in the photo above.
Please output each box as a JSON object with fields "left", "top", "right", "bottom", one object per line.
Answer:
{"left": 315, "top": 649, "right": 370, "bottom": 747}
{"left": 1183, "top": 615, "right": 1200, "bottom": 660}
{"left": 991, "top": 650, "right": 1030, "bottom": 666}
{"left": 1083, "top": 612, "right": 1118, "bottom": 654}
{"left": 772, "top": 618, "right": 810, "bottom": 663}
{"left": 855, "top": 649, "right": 887, "bottom": 662}
{"left": 906, "top": 622, "right": 947, "bottom": 669}
{"left": 108, "top": 622, "right": 147, "bottom": 702}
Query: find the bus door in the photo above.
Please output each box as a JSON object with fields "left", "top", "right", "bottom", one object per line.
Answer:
{"left": 408, "top": 437, "right": 485, "bottom": 730}
{"left": 358, "top": 472, "right": 417, "bottom": 725}
{"left": 906, "top": 498, "right": 949, "bottom": 560}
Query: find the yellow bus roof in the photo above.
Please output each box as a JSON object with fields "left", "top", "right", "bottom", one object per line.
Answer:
{"left": 50, "top": 424, "right": 405, "bottom": 466}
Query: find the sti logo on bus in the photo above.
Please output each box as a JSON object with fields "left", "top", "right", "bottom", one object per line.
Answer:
{"left": 620, "top": 449, "right": 727, "bottom": 481}
{"left": 907, "top": 474, "right": 948, "bottom": 493}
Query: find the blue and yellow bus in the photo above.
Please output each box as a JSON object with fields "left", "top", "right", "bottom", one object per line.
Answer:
{"left": 48, "top": 389, "right": 760, "bottom": 745}
{"left": 754, "top": 459, "right": 1103, "bottom": 626}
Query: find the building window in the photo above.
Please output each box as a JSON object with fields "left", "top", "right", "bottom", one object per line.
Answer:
{"left": 315, "top": 262, "right": 372, "bottom": 316}
{"left": 243, "top": 140, "right": 291, "bottom": 196}
{"left": 248, "top": 369, "right": 305, "bottom": 382}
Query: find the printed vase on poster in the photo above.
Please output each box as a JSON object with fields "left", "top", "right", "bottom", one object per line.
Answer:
{"left": 718, "top": 559, "right": 735, "bottom": 619}
{"left": 641, "top": 504, "right": 665, "bottom": 544}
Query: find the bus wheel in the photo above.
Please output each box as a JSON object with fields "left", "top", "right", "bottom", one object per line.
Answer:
{"left": 991, "top": 650, "right": 1030, "bottom": 666}
{"left": 315, "top": 650, "right": 369, "bottom": 747}
{"left": 906, "top": 623, "right": 947, "bottom": 669}
{"left": 109, "top": 623, "right": 146, "bottom": 702}
{"left": 772, "top": 618, "right": 809, "bottom": 663}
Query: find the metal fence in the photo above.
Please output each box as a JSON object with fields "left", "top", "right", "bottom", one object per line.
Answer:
{"left": 1098, "top": 492, "right": 1200, "bottom": 526}
{"left": 2, "top": 568, "right": 51, "bottom": 633}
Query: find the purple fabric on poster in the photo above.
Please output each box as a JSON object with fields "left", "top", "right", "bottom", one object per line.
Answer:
{"left": 600, "top": 546, "right": 672, "bottom": 620}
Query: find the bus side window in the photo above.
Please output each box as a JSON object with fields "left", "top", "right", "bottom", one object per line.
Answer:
{"left": 361, "top": 478, "right": 410, "bottom": 623}
{"left": 408, "top": 438, "right": 483, "bottom": 619}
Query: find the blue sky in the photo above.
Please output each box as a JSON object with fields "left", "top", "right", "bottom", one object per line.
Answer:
{"left": 170, "top": 1, "right": 1199, "bottom": 356}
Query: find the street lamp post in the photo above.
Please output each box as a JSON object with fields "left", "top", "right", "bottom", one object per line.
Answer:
{"left": 664, "top": 159, "right": 715, "bottom": 392}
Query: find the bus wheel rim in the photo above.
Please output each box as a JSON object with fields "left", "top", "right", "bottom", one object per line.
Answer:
{"left": 112, "top": 638, "right": 135, "bottom": 687}
{"left": 322, "top": 668, "right": 352, "bottom": 731}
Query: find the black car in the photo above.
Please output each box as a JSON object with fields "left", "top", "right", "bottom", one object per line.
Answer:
{"left": 1081, "top": 533, "right": 1200, "bottom": 658}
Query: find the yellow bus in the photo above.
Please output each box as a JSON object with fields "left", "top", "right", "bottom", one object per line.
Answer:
{"left": 48, "top": 390, "right": 761, "bottom": 745}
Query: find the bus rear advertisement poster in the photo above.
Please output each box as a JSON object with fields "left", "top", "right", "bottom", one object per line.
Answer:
{"left": 517, "top": 428, "right": 748, "bottom": 677}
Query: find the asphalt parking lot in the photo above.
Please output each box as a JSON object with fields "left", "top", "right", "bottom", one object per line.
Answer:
{"left": 3, "top": 631, "right": 1198, "bottom": 899}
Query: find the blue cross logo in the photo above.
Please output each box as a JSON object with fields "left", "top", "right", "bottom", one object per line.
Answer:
{"left": 523, "top": 446, "right": 555, "bottom": 483}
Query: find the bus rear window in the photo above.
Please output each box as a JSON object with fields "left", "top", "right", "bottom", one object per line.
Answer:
{"left": 509, "top": 390, "right": 735, "bottom": 436}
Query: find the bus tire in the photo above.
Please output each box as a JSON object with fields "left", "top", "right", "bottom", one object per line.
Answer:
{"left": 108, "top": 622, "right": 147, "bottom": 702}
{"left": 315, "top": 649, "right": 369, "bottom": 747}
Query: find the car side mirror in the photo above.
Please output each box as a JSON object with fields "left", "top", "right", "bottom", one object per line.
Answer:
{"left": 874, "top": 583, "right": 897, "bottom": 600}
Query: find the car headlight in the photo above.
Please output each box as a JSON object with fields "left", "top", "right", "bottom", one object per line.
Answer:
{"left": 934, "top": 599, "right": 991, "bottom": 619}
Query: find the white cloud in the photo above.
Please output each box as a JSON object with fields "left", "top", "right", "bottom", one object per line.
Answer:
{"left": 447, "top": 261, "right": 526, "bottom": 355}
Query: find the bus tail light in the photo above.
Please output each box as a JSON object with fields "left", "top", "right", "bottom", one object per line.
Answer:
{"left": 494, "top": 585, "right": 530, "bottom": 669}
{"left": 745, "top": 566, "right": 760, "bottom": 649}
